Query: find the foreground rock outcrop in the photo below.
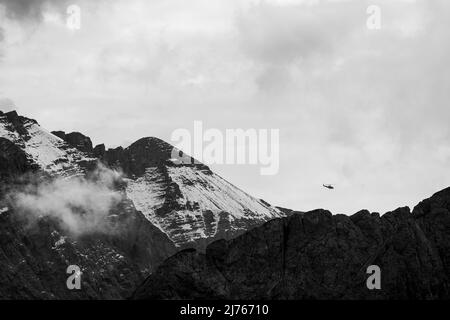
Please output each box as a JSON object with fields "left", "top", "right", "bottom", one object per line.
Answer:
{"left": 133, "top": 188, "right": 450, "bottom": 300}
{"left": 0, "top": 199, "right": 177, "bottom": 299}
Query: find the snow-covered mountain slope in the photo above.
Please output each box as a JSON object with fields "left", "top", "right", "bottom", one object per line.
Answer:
{"left": 126, "top": 165, "right": 283, "bottom": 247}
{"left": 98, "top": 137, "right": 285, "bottom": 249}
{"left": 0, "top": 110, "right": 95, "bottom": 177}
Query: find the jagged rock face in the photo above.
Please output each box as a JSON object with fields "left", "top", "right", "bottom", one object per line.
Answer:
{"left": 51, "top": 131, "right": 93, "bottom": 154}
{"left": 0, "top": 197, "right": 177, "bottom": 299}
{"left": 0, "top": 111, "right": 96, "bottom": 177}
{"left": 133, "top": 189, "right": 450, "bottom": 300}
{"left": 0, "top": 137, "right": 37, "bottom": 179}
{"left": 122, "top": 137, "right": 176, "bottom": 176}
{"left": 93, "top": 143, "right": 106, "bottom": 158}
{"left": 413, "top": 188, "right": 450, "bottom": 281}
{"left": 64, "top": 132, "right": 93, "bottom": 154}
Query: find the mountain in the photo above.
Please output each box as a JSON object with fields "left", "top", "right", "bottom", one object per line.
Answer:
{"left": 0, "top": 109, "right": 284, "bottom": 298}
{"left": 2, "top": 109, "right": 450, "bottom": 300}
{"left": 132, "top": 188, "right": 450, "bottom": 300}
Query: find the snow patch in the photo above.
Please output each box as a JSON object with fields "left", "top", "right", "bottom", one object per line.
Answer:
{"left": 125, "top": 167, "right": 167, "bottom": 233}
{"left": 54, "top": 237, "right": 66, "bottom": 247}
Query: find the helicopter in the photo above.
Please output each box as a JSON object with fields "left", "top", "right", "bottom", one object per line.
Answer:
{"left": 323, "top": 184, "right": 335, "bottom": 190}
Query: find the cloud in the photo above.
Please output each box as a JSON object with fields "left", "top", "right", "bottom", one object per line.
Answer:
{"left": 0, "top": 0, "right": 75, "bottom": 46}
{"left": 236, "top": 1, "right": 358, "bottom": 64}
{"left": 93, "top": 37, "right": 173, "bottom": 85}
{"left": 10, "top": 164, "right": 124, "bottom": 236}
{"left": 235, "top": 0, "right": 364, "bottom": 93}
{"left": 0, "top": 0, "right": 68, "bottom": 21}
{"left": 235, "top": 0, "right": 450, "bottom": 145}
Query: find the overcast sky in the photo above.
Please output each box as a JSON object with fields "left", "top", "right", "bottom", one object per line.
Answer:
{"left": 1, "top": 0, "right": 449, "bottom": 215}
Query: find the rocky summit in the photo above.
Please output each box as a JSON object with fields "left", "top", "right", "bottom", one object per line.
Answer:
{"left": 133, "top": 188, "right": 450, "bottom": 300}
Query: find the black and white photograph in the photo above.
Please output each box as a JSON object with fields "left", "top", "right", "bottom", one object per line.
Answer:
{"left": 0, "top": 0, "right": 449, "bottom": 315}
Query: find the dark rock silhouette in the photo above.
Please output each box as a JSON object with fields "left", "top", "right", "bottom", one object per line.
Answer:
{"left": 93, "top": 143, "right": 106, "bottom": 158}
{"left": 51, "top": 131, "right": 94, "bottom": 154}
{"left": 133, "top": 189, "right": 450, "bottom": 300}
{"left": 0, "top": 137, "right": 37, "bottom": 180}
{"left": 0, "top": 197, "right": 177, "bottom": 299}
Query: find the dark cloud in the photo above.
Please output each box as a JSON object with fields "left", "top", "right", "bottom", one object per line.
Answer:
{"left": 0, "top": 0, "right": 68, "bottom": 21}
{"left": 236, "top": 1, "right": 363, "bottom": 66}
{"left": 235, "top": 1, "right": 364, "bottom": 93}
{"left": 0, "top": 0, "right": 72, "bottom": 46}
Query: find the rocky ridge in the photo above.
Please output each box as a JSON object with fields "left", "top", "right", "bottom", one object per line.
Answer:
{"left": 133, "top": 188, "right": 450, "bottom": 300}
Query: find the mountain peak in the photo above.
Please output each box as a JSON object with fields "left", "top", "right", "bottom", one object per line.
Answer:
{"left": 128, "top": 137, "right": 174, "bottom": 159}
{"left": 0, "top": 111, "right": 95, "bottom": 176}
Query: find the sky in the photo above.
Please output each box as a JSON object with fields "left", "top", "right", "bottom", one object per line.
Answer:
{"left": 0, "top": 0, "right": 449, "bottom": 215}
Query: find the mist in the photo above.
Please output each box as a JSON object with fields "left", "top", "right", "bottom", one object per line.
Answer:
{"left": 10, "top": 164, "right": 124, "bottom": 236}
